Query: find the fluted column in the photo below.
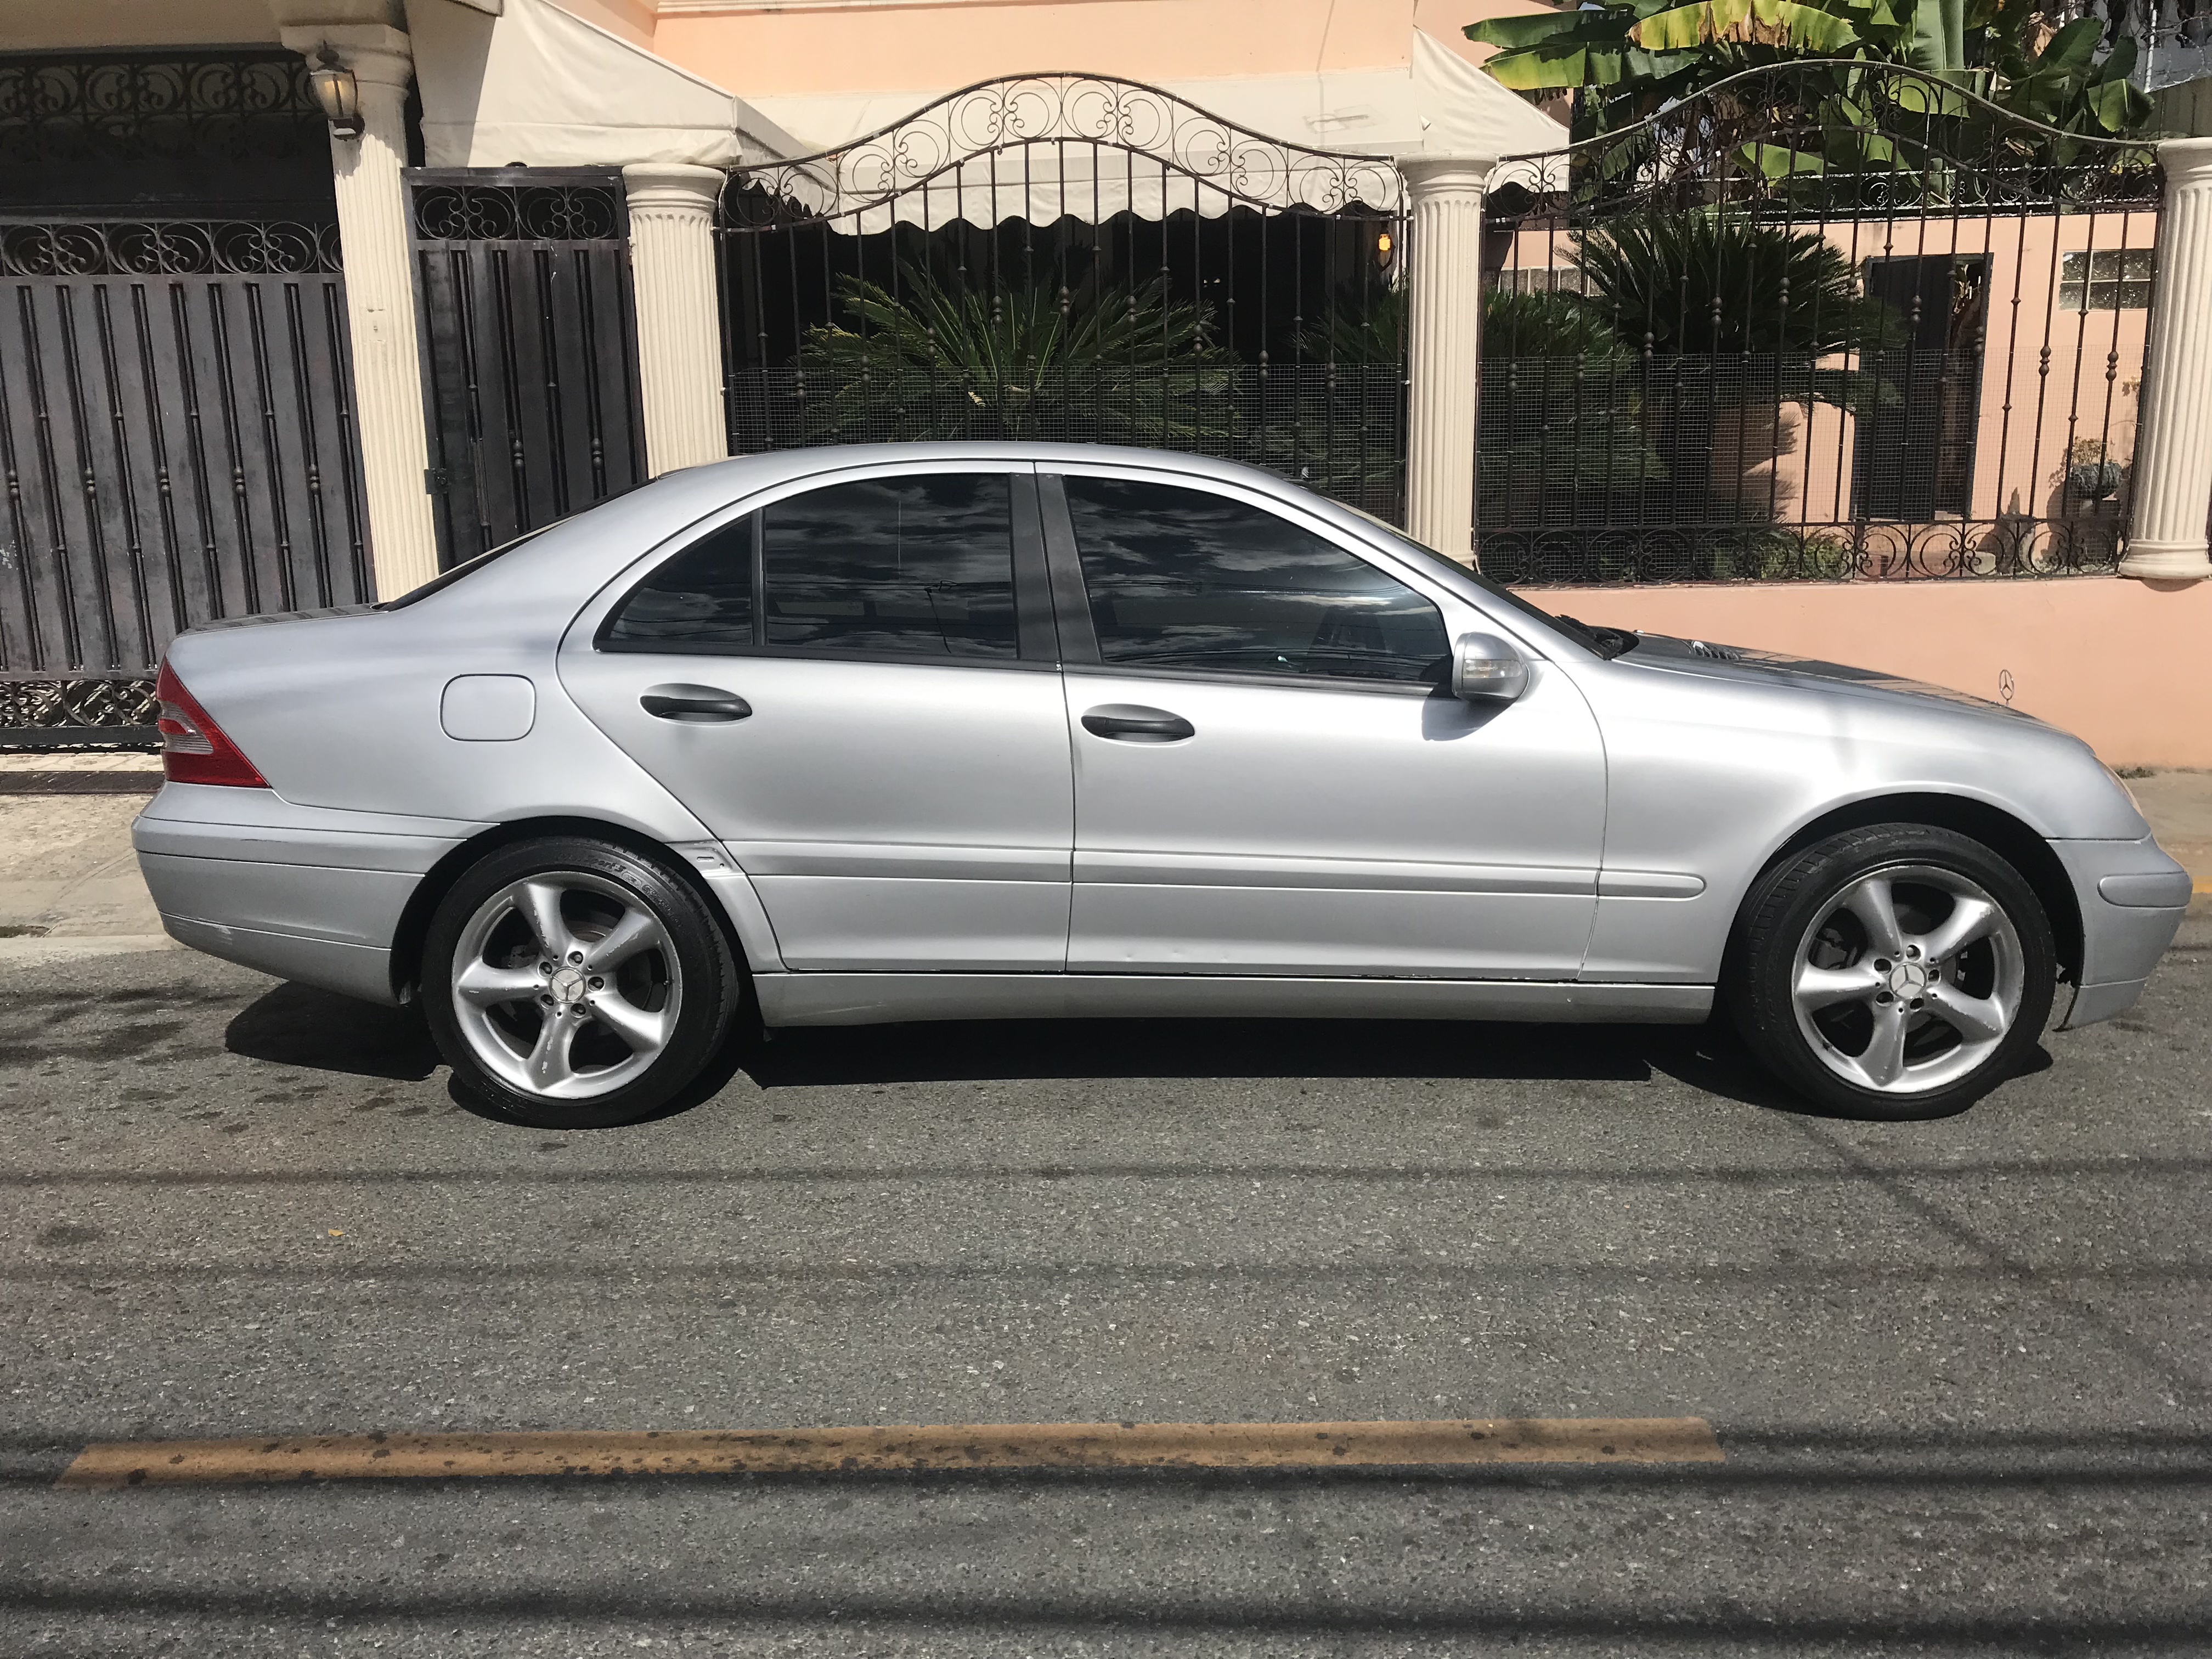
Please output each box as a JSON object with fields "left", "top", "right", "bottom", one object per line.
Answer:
{"left": 280, "top": 24, "right": 440, "bottom": 599}
{"left": 623, "top": 163, "right": 730, "bottom": 475}
{"left": 2121, "top": 137, "right": 2212, "bottom": 582}
{"left": 1401, "top": 155, "right": 1495, "bottom": 564}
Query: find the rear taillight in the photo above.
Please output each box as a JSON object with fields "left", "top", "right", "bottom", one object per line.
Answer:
{"left": 156, "top": 661, "right": 267, "bottom": 788}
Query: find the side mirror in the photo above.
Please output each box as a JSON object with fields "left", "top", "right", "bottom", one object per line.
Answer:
{"left": 1451, "top": 632, "right": 1530, "bottom": 703}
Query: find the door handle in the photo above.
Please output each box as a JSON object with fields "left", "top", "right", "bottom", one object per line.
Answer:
{"left": 641, "top": 684, "right": 752, "bottom": 723}
{"left": 1081, "top": 703, "right": 1194, "bottom": 743}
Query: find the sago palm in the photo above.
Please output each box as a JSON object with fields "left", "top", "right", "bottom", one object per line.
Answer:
{"left": 799, "top": 262, "right": 1232, "bottom": 444}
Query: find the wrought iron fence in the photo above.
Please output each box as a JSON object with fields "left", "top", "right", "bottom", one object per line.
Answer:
{"left": 714, "top": 74, "right": 1411, "bottom": 522}
{"left": 1477, "top": 62, "right": 2162, "bottom": 585}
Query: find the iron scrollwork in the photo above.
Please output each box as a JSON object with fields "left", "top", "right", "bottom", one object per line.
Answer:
{"left": 719, "top": 72, "right": 1406, "bottom": 229}
{"left": 0, "top": 218, "right": 341, "bottom": 276}
{"left": 0, "top": 52, "right": 321, "bottom": 170}
{"left": 412, "top": 183, "right": 625, "bottom": 244}
{"left": 0, "top": 677, "right": 161, "bottom": 736}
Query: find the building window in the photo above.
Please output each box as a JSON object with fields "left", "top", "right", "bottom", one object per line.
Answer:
{"left": 2059, "top": 249, "right": 2153, "bottom": 311}
{"left": 1486, "top": 267, "right": 1587, "bottom": 296}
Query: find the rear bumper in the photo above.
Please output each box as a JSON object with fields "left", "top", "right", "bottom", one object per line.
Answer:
{"left": 133, "top": 783, "right": 484, "bottom": 1006}
{"left": 2050, "top": 834, "right": 2190, "bottom": 1031}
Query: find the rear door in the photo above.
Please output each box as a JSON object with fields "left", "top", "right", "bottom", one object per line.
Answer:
{"left": 560, "top": 462, "right": 1073, "bottom": 970}
{"left": 1045, "top": 469, "right": 1606, "bottom": 979}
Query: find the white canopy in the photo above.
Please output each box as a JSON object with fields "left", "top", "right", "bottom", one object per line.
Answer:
{"left": 411, "top": 0, "right": 803, "bottom": 171}
{"left": 732, "top": 32, "right": 1568, "bottom": 233}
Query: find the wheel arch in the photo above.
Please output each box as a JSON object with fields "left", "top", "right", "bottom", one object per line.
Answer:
{"left": 1740, "top": 793, "right": 2083, "bottom": 986}
{"left": 388, "top": 816, "right": 752, "bottom": 1004}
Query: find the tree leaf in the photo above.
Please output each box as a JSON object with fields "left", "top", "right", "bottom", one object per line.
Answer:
{"left": 1463, "top": 12, "right": 1600, "bottom": 49}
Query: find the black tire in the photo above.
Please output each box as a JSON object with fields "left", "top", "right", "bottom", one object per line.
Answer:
{"left": 1726, "top": 824, "right": 2056, "bottom": 1120}
{"left": 421, "top": 836, "right": 741, "bottom": 1129}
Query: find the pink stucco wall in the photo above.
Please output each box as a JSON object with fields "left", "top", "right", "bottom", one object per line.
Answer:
{"left": 1517, "top": 575, "right": 2212, "bottom": 768}
{"left": 644, "top": 0, "right": 1547, "bottom": 96}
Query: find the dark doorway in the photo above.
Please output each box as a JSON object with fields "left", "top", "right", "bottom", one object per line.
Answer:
{"left": 1852, "top": 254, "right": 1988, "bottom": 522}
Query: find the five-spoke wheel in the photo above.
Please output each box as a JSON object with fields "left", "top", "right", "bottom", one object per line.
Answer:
{"left": 1731, "top": 826, "right": 2056, "bottom": 1119}
{"left": 422, "top": 837, "right": 740, "bottom": 1128}
{"left": 450, "top": 872, "right": 682, "bottom": 1100}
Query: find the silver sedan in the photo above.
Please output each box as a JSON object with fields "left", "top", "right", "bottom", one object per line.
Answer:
{"left": 134, "top": 444, "right": 2191, "bottom": 1127}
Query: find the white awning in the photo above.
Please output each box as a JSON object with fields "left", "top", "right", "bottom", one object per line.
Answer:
{"left": 731, "top": 32, "right": 1567, "bottom": 233}
{"left": 411, "top": 0, "right": 805, "bottom": 171}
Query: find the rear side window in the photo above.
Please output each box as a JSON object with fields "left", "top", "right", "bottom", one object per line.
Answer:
{"left": 602, "top": 473, "right": 1019, "bottom": 661}
{"left": 764, "top": 475, "right": 1015, "bottom": 658}
{"left": 600, "top": 517, "right": 753, "bottom": 648}
{"left": 1060, "top": 476, "right": 1448, "bottom": 685}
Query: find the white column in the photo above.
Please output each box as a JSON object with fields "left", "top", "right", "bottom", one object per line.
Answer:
{"left": 280, "top": 24, "right": 441, "bottom": 600}
{"left": 1401, "top": 155, "right": 1495, "bottom": 565}
{"left": 623, "top": 163, "right": 730, "bottom": 475}
{"left": 2121, "top": 137, "right": 2212, "bottom": 582}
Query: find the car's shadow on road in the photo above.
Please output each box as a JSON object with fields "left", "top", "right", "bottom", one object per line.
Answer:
{"left": 744, "top": 1013, "right": 1817, "bottom": 1111}
{"left": 224, "top": 983, "right": 441, "bottom": 1081}
{"left": 222, "top": 979, "right": 2051, "bottom": 1121}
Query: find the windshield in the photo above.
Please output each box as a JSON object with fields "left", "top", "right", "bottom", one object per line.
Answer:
{"left": 376, "top": 526, "right": 552, "bottom": 611}
{"left": 1328, "top": 500, "right": 1638, "bottom": 660}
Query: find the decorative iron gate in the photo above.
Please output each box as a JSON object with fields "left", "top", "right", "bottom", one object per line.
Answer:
{"left": 1475, "top": 62, "right": 2162, "bottom": 584}
{"left": 715, "top": 76, "right": 1410, "bottom": 521}
{"left": 408, "top": 168, "right": 648, "bottom": 567}
{"left": 0, "top": 49, "right": 365, "bottom": 746}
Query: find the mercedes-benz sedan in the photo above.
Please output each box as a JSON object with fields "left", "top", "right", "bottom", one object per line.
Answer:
{"left": 134, "top": 444, "right": 2191, "bottom": 1126}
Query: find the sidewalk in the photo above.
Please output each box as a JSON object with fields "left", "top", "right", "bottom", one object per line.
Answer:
{"left": 2, "top": 754, "right": 2207, "bottom": 969}
{"left": 0, "top": 753, "right": 172, "bottom": 968}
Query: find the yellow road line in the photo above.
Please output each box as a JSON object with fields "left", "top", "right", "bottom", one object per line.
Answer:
{"left": 57, "top": 1417, "right": 1722, "bottom": 1488}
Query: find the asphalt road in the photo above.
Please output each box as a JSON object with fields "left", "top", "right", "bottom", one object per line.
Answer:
{"left": 1, "top": 933, "right": 2207, "bottom": 1658}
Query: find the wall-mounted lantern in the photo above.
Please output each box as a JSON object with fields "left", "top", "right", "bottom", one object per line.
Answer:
{"left": 307, "top": 47, "right": 363, "bottom": 140}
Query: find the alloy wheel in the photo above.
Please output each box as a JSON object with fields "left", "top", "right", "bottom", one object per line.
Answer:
{"left": 448, "top": 872, "right": 683, "bottom": 1100}
{"left": 1789, "top": 862, "right": 2027, "bottom": 1096}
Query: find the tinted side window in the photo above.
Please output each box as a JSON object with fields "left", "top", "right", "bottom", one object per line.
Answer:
{"left": 602, "top": 517, "right": 754, "bottom": 649}
{"left": 764, "top": 474, "right": 1017, "bottom": 659}
{"left": 1062, "top": 477, "right": 1449, "bottom": 685}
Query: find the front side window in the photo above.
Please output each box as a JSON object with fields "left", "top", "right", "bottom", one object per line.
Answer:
{"left": 601, "top": 473, "right": 1019, "bottom": 659}
{"left": 1061, "top": 476, "right": 1449, "bottom": 685}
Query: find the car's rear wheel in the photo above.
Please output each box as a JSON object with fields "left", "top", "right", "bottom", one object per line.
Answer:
{"left": 422, "top": 836, "right": 740, "bottom": 1128}
{"left": 1728, "top": 825, "right": 2056, "bottom": 1120}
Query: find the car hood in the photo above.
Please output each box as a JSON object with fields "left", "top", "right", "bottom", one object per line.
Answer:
{"left": 1620, "top": 631, "right": 2044, "bottom": 725}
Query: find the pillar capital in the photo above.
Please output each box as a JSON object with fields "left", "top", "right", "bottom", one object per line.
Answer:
{"left": 2155, "top": 133, "right": 2212, "bottom": 183}
{"left": 622, "top": 163, "right": 729, "bottom": 217}
{"left": 1398, "top": 154, "right": 1498, "bottom": 200}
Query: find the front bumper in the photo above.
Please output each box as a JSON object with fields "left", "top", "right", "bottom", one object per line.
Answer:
{"left": 2050, "top": 834, "right": 2191, "bottom": 1030}
{"left": 133, "top": 783, "right": 484, "bottom": 1006}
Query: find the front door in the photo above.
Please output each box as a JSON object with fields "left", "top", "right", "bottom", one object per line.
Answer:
{"left": 1046, "top": 470, "right": 1606, "bottom": 978}
{"left": 560, "top": 464, "right": 1072, "bottom": 970}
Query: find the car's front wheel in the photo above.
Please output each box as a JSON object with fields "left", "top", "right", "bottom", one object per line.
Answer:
{"left": 1728, "top": 825, "right": 2057, "bottom": 1120}
{"left": 422, "top": 836, "right": 741, "bottom": 1128}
